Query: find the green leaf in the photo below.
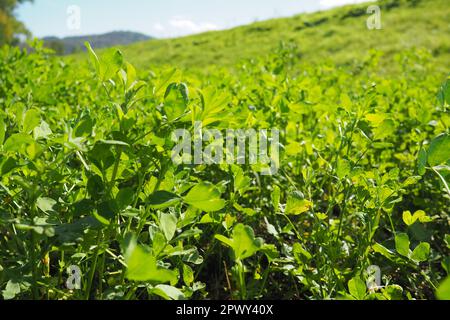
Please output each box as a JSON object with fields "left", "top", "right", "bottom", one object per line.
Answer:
{"left": 34, "top": 121, "right": 52, "bottom": 140}
{"left": 93, "top": 210, "right": 111, "bottom": 226}
{"left": 232, "top": 165, "right": 251, "bottom": 195}
{"left": 124, "top": 62, "right": 137, "bottom": 89}
{"left": 74, "top": 117, "right": 93, "bottom": 137}
{"left": 116, "top": 188, "right": 134, "bottom": 211}
{"left": 366, "top": 113, "right": 386, "bottom": 125}
{"left": 403, "top": 176, "right": 421, "bottom": 187}
{"left": 336, "top": 158, "right": 351, "bottom": 179}
{"left": 415, "top": 210, "right": 433, "bottom": 223}
{"left": 402, "top": 211, "right": 414, "bottom": 226}
{"left": 151, "top": 231, "right": 167, "bottom": 257}
{"left": 23, "top": 109, "right": 41, "bottom": 133}
{"left": 373, "top": 119, "right": 395, "bottom": 141}
{"left": 395, "top": 233, "right": 410, "bottom": 257}
{"left": 0, "top": 116, "right": 6, "bottom": 146}
{"left": 100, "top": 49, "right": 124, "bottom": 81}
{"left": 183, "top": 182, "right": 226, "bottom": 212}
{"left": 403, "top": 210, "right": 432, "bottom": 226}
{"left": 340, "top": 93, "right": 353, "bottom": 112}
{"left": 436, "top": 276, "right": 450, "bottom": 300}
{"left": 2, "top": 280, "right": 20, "bottom": 300}
{"left": 215, "top": 234, "right": 234, "bottom": 247}
{"left": 183, "top": 264, "right": 194, "bottom": 286}
{"left": 164, "top": 82, "right": 189, "bottom": 122}
{"left": 25, "top": 140, "right": 42, "bottom": 160}
{"left": 148, "top": 191, "right": 181, "bottom": 209}
{"left": 85, "top": 44, "right": 123, "bottom": 81}
{"left": 437, "top": 77, "right": 450, "bottom": 107}
{"left": 197, "top": 86, "right": 230, "bottom": 126}
{"left": 173, "top": 228, "right": 202, "bottom": 242}
{"left": 233, "top": 203, "right": 256, "bottom": 216}
{"left": 264, "top": 217, "right": 278, "bottom": 237}
{"left": 124, "top": 243, "right": 177, "bottom": 283}
{"left": 1, "top": 157, "right": 17, "bottom": 175}
{"left": 159, "top": 213, "right": 177, "bottom": 241}
{"left": 271, "top": 185, "right": 281, "bottom": 213}
{"left": 410, "top": 242, "right": 430, "bottom": 262}
{"left": 417, "top": 148, "right": 427, "bottom": 175}
{"left": 260, "top": 244, "right": 279, "bottom": 261}
{"left": 293, "top": 242, "right": 312, "bottom": 262}
{"left": 3, "top": 133, "right": 34, "bottom": 153}
{"left": 85, "top": 42, "right": 100, "bottom": 75}
{"left": 151, "top": 284, "right": 185, "bottom": 300}
{"left": 181, "top": 247, "right": 203, "bottom": 265}
{"left": 285, "top": 191, "right": 312, "bottom": 215}
{"left": 382, "top": 285, "right": 403, "bottom": 300}
{"left": 348, "top": 277, "right": 366, "bottom": 300}
{"left": 199, "top": 213, "right": 220, "bottom": 224}
{"left": 215, "top": 224, "right": 263, "bottom": 260}
{"left": 427, "top": 134, "right": 450, "bottom": 167}
{"left": 36, "top": 197, "right": 57, "bottom": 214}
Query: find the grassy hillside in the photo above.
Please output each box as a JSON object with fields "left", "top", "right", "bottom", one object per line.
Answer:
{"left": 71, "top": 0, "right": 449, "bottom": 74}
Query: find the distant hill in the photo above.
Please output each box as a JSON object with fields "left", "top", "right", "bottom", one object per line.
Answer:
{"left": 69, "top": 0, "right": 449, "bottom": 75}
{"left": 43, "top": 31, "right": 152, "bottom": 54}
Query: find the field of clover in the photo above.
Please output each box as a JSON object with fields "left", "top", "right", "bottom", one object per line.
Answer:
{"left": 0, "top": 41, "right": 449, "bottom": 300}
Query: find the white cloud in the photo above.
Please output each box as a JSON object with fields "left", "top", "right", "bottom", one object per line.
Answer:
{"left": 168, "top": 17, "right": 219, "bottom": 34}
{"left": 152, "top": 17, "right": 219, "bottom": 38}
{"left": 153, "top": 23, "right": 165, "bottom": 32}
{"left": 319, "top": 0, "right": 375, "bottom": 9}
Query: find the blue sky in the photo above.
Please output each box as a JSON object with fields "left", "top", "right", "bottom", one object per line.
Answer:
{"left": 17, "top": 0, "right": 371, "bottom": 39}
